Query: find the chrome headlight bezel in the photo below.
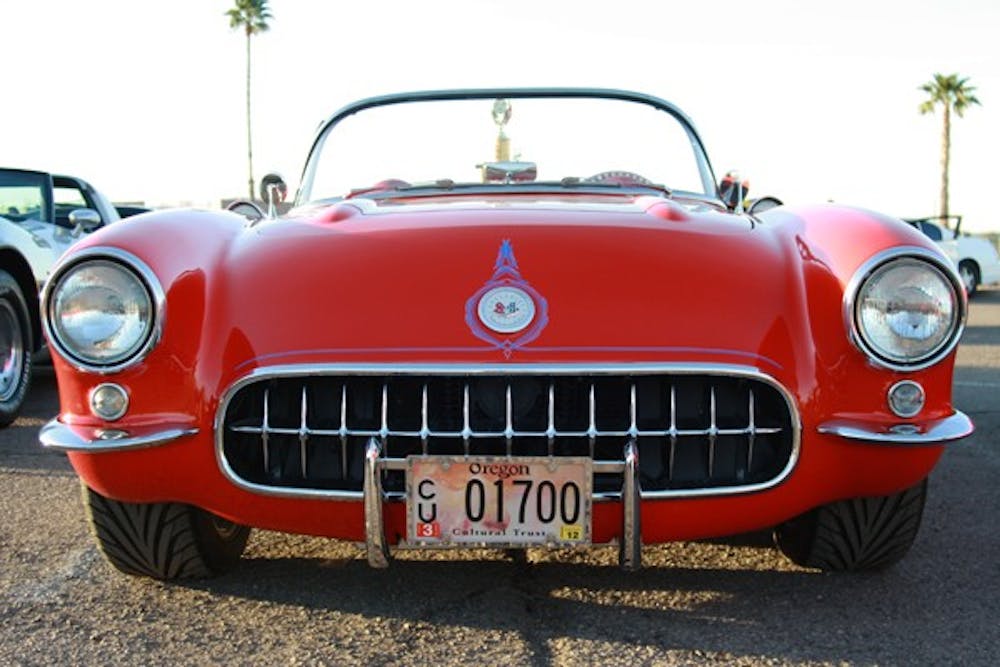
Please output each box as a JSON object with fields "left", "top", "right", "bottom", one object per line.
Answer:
{"left": 845, "top": 247, "right": 966, "bottom": 372}
{"left": 42, "top": 248, "right": 165, "bottom": 374}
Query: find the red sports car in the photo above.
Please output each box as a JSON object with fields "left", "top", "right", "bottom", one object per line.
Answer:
{"left": 40, "top": 89, "right": 972, "bottom": 579}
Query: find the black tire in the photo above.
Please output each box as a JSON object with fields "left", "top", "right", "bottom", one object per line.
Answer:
{"left": 0, "top": 269, "right": 32, "bottom": 428}
{"left": 83, "top": 485, "right": 251, "bottom": 579}
{"left": 959, "top": 260, "right": 980, "bottom": 298}
{"left": 774, "top": 479, "right": 927, "bottom": 571}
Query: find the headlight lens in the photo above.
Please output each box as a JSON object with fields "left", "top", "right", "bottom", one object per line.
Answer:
{"left": 49, "top": 260, "right": 154, "bottom": 366}
{"left": 854, "top": 257, "right": 959, "bottom": 366}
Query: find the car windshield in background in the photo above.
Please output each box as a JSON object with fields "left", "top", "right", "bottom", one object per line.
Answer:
{"left": 0, "top": 170, "right": 50, "bottom": 223}
{"left": 300, "top": 92, "right": 715, "bottom": 204}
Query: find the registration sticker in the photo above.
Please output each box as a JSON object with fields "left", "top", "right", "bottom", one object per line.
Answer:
{"left": 406, "top": 456, "right": 592, "bottom": 547}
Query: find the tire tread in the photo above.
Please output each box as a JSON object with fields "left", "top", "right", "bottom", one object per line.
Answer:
{"left": 776, "top": 480, "right": 927, "bottom": 571}
{"left": 83, "top": 486, "right": 248, "bottom": 579}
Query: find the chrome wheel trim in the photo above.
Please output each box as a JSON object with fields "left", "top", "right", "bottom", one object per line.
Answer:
{"left": 209, "top": 514, "right": 241, "bottom": 540}
{"left": 0, "top": 300, "right": 25, "bottom": 403}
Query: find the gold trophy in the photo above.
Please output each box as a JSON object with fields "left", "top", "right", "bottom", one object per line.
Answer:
{"left": 492, "top": 98, "right": 512, "bottom": 162}
{"left": 480, "top": 98, "right": 535, "bottom": 183}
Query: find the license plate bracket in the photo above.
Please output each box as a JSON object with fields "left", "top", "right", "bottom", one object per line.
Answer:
{"left": 406, "top": 456, "right": 592, "bottom": 548}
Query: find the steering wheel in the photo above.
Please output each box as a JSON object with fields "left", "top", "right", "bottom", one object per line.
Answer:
{"left": 583, "top": 171, "right": 654, "bottom": 187}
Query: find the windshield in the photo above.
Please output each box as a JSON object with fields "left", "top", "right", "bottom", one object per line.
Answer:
{"left": 298, "top": 90, "right": 716, "bottom": 204}
{"left": 0, "top": 170, "right": 52, "bottom": 223}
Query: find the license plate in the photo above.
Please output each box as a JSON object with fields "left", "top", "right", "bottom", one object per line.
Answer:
{"left": 406, "top": 456, "right": 592, "bottom": 547}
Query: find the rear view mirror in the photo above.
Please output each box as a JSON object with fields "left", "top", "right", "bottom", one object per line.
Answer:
{"left": 480, "top": 161, "right": 538, "bottom": 183}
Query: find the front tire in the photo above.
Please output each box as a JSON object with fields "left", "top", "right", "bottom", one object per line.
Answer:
{"left": 959, "top": 260, "right": 980, "bottom": 297}
{"left": 774, "top": 479, "right": 927, "bottom": 571}
{"left": 0, "top": 270, "right": 32, "bottom": 428}
{"left": 83, "top": 485, "right": 251, "bottom": 579}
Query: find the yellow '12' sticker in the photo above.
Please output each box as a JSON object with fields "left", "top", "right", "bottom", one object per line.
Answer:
{"left": 560, "top": 525, "right": 583, "bottom": 541}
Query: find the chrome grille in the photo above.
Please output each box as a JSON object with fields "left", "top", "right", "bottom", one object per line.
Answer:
{"left": 218, "top": 365, "right": 797, "bottom": 498}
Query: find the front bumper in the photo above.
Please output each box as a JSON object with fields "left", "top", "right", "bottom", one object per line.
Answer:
{"left": 40, "top": 409, "right": 971, "bottom": 570}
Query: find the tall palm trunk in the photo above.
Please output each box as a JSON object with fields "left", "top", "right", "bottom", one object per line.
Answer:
{"left": 245, "top": 29, "right": 254, "bottom": 201}
{"left": 939, "top": 104, "right": 950, "bottom": 225}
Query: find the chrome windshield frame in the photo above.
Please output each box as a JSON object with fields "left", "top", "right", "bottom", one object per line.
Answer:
{"left": 295, "top": 88, "right": 720, "bottom": 207}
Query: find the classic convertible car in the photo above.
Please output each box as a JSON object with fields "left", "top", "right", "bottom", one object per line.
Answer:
{"left": 40, "top": 89, "right": 972, "bottom": 579}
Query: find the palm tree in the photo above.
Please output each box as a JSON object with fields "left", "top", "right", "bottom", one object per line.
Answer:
{"left": 919, "top": 73, "right": 980, "bottom": 228}
{"left": 227, "top": 0, "right": 273, "bottom": 200}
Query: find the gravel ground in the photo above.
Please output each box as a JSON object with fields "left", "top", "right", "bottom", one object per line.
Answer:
{"left": 1, "top": 288, "right": 997, "bottom": 666}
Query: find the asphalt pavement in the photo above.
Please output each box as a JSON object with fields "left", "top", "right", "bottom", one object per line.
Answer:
{"left": 1, "top": 289, "right": 997, "bottom": 666}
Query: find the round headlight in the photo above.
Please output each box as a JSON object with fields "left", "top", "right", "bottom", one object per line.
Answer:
{"left": 49, "top": 259, "right": 155, "bottom": 368}
{"left": 853, "top": 256, "right": 961, "bottom": 367}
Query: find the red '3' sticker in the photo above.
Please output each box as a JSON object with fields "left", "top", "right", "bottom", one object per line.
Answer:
{"left": 416, "top": 522, "right": 440, "bottom": 538}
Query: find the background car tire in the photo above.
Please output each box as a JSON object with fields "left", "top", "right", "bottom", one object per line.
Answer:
{"left": 0, "top": 269, "right": 32, "bottom": 428}
{"left": 958, "top": 260, "right": 980, "bottom": 297}
{"left": 83, "top": 485, "right": 251, "bottom": 579}
{"left": 773, "top": 479, "right": 927, "bottom": 571}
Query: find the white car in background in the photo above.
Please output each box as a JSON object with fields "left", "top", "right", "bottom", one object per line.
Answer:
{"left": 1, "top": 168, "right": 122, "bottom": 426}
{"left": 906, "top": 216, "right": 1000, "bottom": 297}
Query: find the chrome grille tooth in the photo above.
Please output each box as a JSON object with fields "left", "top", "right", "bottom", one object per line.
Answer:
{"left": 262, "top": 387, "right": 270, "bottom": 473}
{"left": 629, "top": 382, "right": 638, "bottom": 439}
{"left": 420, "top": 383, "right": 430, "bottom": 455}
{"left": 668, "top": 384, "right": 677, "bottom": 482}
{"left": 708, "top": 385, "right": 717, "bottom": 478}
{"left": 747, "top": 388, "right": 756, "bottom": 473}
{"left": 339, "top": 383, "right": 348, "bottom": 478}
{"left": 299, "top": 386, "right": 309, "bottom": 479}
{"left": 505, "top": 382, "right": 514, "bottom": 457}
{"left": 546, "top": 381, "right": 556, "bottom": 456}
{"left": 588, "top": 381, "right": 597, "bottom": 459}
{"left": 380, "top": 382, "right": 389, "bottom": 441}
{"left": 462, "top": 382, "right": 471, "bottom": 457}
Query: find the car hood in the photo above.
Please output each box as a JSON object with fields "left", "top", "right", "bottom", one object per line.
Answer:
{"left": 207, "top": 195, "right": 806, "bottom": 377}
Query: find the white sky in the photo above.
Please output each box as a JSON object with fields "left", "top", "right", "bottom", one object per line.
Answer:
{"left": 2, "top": 0, "right": 997, "bottom": 230}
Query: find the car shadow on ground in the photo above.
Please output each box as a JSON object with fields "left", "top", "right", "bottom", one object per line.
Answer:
{"left": 169, "top": 543, "right": 936, "bottom": 665}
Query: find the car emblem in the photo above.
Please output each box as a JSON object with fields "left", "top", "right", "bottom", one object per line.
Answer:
{"left": 477, "top": 286, "right": 535, "bottom": 334}
{"left": 466, "top": 240, "right": 549, "bottom": 356}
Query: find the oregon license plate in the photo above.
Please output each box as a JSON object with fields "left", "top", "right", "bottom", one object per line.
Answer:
{"left": 406, "top": 456, "right": 592, "bottom": 547}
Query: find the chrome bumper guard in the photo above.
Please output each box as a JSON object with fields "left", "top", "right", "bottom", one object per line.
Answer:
{"left": 362, "top": 436, "right": 643, "bottom": 571}
{"left": 39, "top": 419, "right": 198, "bottom": 452}
{"left": 817, "top": 411, "right": 973, "bottom": 445}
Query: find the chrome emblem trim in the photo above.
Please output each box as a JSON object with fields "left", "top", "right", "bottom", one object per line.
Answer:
{"left": 465, "top": 239, "right": 549, "bottom": 357}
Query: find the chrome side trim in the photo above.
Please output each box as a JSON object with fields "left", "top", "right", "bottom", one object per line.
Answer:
{"left": 41, "top": 246, "right": 167, "bottom": 375}
{"left": 843, "top": 246, "right": 967, "bottom": 372}
{"left": 39, "top": 419, "right": 198, "bottom": 452}
{"left": 214, "top": 362, "right": 802, "bottom": 502}
{"left": 817, "top": 411, "right": 973, "bottom": 445}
